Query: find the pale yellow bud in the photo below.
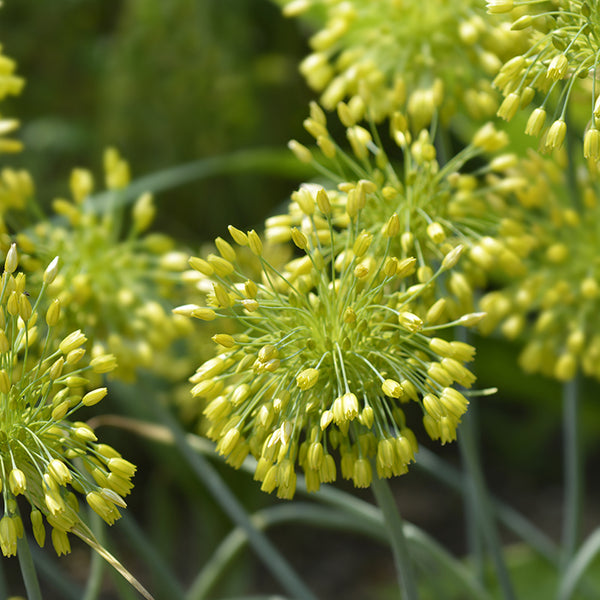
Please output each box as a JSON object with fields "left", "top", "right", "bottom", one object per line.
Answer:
{"left": 382, "top": 213, "right": 400, "bottom": 237}
{"left": 441, "top": 245, "right": 463, "bottom": 271}
{"left": 317, "top": 135, "right": 336, "bottom": 158}
{"left": 70, "top": 168, "right": 94, "bottom": 203}
{"left": 188, "top": 256, "right": 214, "bottom": 276}
{"left": 486, "top": 0, "right": 513, "bottom": 13}
{"left": 511, "top": 15, "right": 532, "bottom": 29}
{"left": 584, "top": 128, "right": 600, "bottom": 160}
{"left": 91, "top": 354, "right": 118, "bottom": 374}
{"left": 287, "top": 139, "right": 312, "bottom": 163}
{"left": 43, "top": 256, "right": 60, "bottom": 285}
{"left": 59, "top": 330, "right": 87, "bottom": 355}
{"left": 457, "top": 312, "right": 487, "bottom": 326}
{"left": 247, "top": 230, "right": 263, "bottom": 256}
{"left": 291, "top": 228, "right": 308, "bottom": 250}
{"left": 545, "top": 119, "right": 567, "bottom": 150}
{"left": 228, "top": 225, "right": 249, "bottom": 246}
{"left": 347, "top": 126, "right": 372, "bottom": 161}
{"left": 207, "top": 254, "right": 234, "bottom": 277}
{"left": 296, "top": 368, "right": 319, "bottom": 390}
{"left": 426, "top": 298, "right": 446, "bottom": 324}
{"left": 132, "top": 192, "right": 155, "bottom": 233}
{"left": 427, "top": 222, "right": 445, "bottom": 243}
{"left": 213, "top": 283, "right": 233, "bottom": 308}
{"left": 215, "top": 237, "right": 237, "bottom": 262}
{"left": 4, "top": 243, "right": 17, "bottom": 274}
{"left": 9, "top": 469, "right": 26, "bottom": 495}
{"left": 497, "top": 92, "right": 520, "bottom": 121}
{"left": 353, "top": 230, "right": 372, "bottom": 257}
{"left": 525, "top": 108, "right": 546, "bottom": 137}
{"left": 316, "top": 188, "right": 331, "bottom": 215}
{"left": 382, "top": 379, "right": 403, "bottom": 398}
{"left": 46, "top": 298, "right": 61, "bottom": 327}
{"left": 293, "top": 186, "right": 315, "bottom": 215}
{"left": 547, "top": 54, "right": 568, "bottom": 81}
{"left": 48, "top": 459, "right": 72, "bottom": 486}
{"left": 212, "top": 333, "right": 235, "bottom": 348}
{"left": 398, "top": 312, "right": 423, "bottom": 332}
{"left": 82, "top": 387, "right": 108, "bottom": 407}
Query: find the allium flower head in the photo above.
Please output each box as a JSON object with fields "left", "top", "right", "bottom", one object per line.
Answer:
{"left": 281, "top": 103, "right": 531, "bottom": 316}
{"left": 490, "top": 0, "right": 600, "bottom": 153}
{"left": 479, "top": 149, "right": 600, "bottom": 381}
{"left": 280, "top": 0, "right": 525, "bottom": 122}
{"left": 178, "top": 203, "right": 480, "bottom": 498}
{"left": 9, "top": 148, "right": 191, "bottom": 381}
{"left": 0, "top": 244, "right": 134, "bottom": 558}
{"left": 0, "top": 42, "right": 25, "bottom": 154}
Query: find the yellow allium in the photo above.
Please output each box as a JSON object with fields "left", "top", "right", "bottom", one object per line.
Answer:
{"left": 5, "top": 148, "right": 191, "bottom": 382}
{"left": 178, "top": 203, "right": 479, "bottom": 499}
{"left": 479, "top": 149, "right": 600, "bottom": 381}
{"left": 0, "top": 42, "right": 25, "bottom": 154}
{"left": 275, "top": 104, "right": 532, "bottom": 318}
{"left": 279, "top": 0, "right": 526, "bottom": 122}
{"left": 0, "top": 245, "right": 134, "bottom": 557}
{"left": 490, "top": 0, "right": 600, "bottom": 151}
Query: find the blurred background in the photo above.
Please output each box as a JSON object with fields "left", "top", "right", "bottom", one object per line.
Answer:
{"left": 1, "top": 1, "right": 600, "bottom": 598}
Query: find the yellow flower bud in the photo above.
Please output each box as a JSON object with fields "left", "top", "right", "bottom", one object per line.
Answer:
{"left": 59, "top": 330, "right": 87, "bottom": 355}
{"left": 9, "top": 469, "right": 26, "bottom": 495}
{"left": 382, "top": 379, "right": 403, "bottom": 398}
{"left": 247, "top": 230, "right": 263, "bottom": 256}
{"left": 545, "top": 119, "right": 567, "bottom": 150}
{"left": 46, "top": 298, "right": 61, "bottom": 327}
{"left": 296, "top": 368, "right": 319, "bottom": 390}
{"left": 4, "top": 243, "right": 17, "bottom": 274}
{"left": 288, "top": 139, "right": 313, "bottom": 163}
{"left": 82, "top": 387, "right": 108, "bottom": 407}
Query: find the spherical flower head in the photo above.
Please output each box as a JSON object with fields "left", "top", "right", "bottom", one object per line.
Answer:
{"left": 275, "top": 105, "right": 530, "bottom": 317}
{"left": 6, "top": 148, "right": 191, "bottom": 382}
{"left": 490, "top": 0, "right": 600, "bottom": 151}
{"left": 180, "top": 207, "right": 480, "bottom": 499}
{"left": 479, "top": 149, "right": 600, "bottom": 381}
{"left": 279, "top": 0, "right": 527, "bottom": 122}
{"left": 0, "top": 247, "right": 134, "bottom": 557}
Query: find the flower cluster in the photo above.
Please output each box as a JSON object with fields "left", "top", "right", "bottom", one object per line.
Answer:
{"left": 281, "top": 102, "right": 531, "bottom": 318}
{"left": 0, "top": 244, "right": 135, "bottom": 558}
{"left": 177, "top": 192, "right": 482, "bottom": 498}
{"left": 280, "top": 0, "right": 525, "bottom": 123}
{"left": 479, "top": 149, "right": 600, "bottom": 381}
{"left": 489, "top": 0, "right": 600, "bottom": 156}
{"left": 0, "top": 41, "right": 25, "bottom": 154}
{"left": 8, "top": 148, "right": 191, "bottom": 381}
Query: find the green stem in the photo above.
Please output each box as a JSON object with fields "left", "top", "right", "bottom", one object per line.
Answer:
{"left": 559, "top": 527, "right": 600, "bottom": 600}
{"left": 561, "top": 375, "right": 582, "bottom": 570}
{"left": 118, "top": 514, "right": 185, "bottom": 600}
{"left": 461, "top": 401, "right": 486, "bottom": 583}
{"left": 150, "top": 398, "right": 317, "bottom": 600}
{"left": 416, "top": 445, "right": 560, "bottom": 565}
{"left": 82, "top": 511, "right": 105, "bottom": 600}
{"left": 91, "top": 414, "right": 491, "bottom": 599}
{"left": 370, "top": 475, "right": 419, "bottom": 600}
{"left": 187, "top": 503, "right": 382, "bottom": 600}
{"left": 459, "top": 409, "right": 516, "bottom": 600}
{"left": 17, "top": 534, "right": 43, "bottom": 600}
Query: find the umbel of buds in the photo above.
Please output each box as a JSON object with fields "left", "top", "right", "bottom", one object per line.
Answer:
{"left": 0, "top": 244, "right": 134, "bottom": 558}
